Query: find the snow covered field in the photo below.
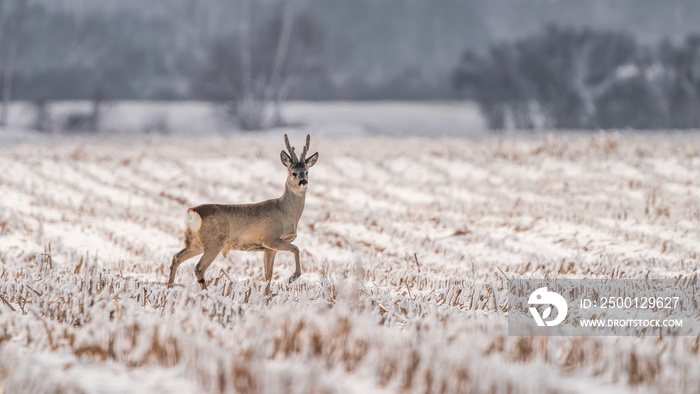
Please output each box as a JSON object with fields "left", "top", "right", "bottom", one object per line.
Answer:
{"left": 1, "top": 126, "right": 700, "bottom": 392}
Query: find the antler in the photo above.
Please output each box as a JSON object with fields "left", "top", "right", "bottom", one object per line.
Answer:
{"left": 299, "top": 134, "right": 311, "bottom": 162}
{"left": 284, "top": 134, "right": 298, "bottom": 162}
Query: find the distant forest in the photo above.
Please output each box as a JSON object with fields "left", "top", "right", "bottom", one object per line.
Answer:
{"left": 2, "top": 0, "right": 700, "bottom": 103}
{"left": 453, "top": 27, "right": 700, "bottom": 129}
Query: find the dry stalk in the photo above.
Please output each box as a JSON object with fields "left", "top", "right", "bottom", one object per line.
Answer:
{"left": 73, "top": 256, "right": 83, "bottom": 275}
{"left": 74, "top": 345, "right": 109, "bottom": 361}
{"left": 413, "top": 253, "right": 421, "bottom": 273}
{"left": 0, "top": 294, "right": 15, "bottom": 312}
{"left": 25, "top": 284, "right": 42, "bottom": 297}
{"left": 30, "top": 310, "right": 55, "bottom": 350}
{"left": 403, "top": 279, "right": 413, "bottom": 300}
{"left": 497, "top": 267, "right": 512, "bottom": 285}
{"left": 361, "top": 290, "right": 407, "bottom": 323}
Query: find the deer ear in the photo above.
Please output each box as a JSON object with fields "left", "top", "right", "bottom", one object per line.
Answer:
{"left": 305, "top": 152, "right": 319, "bottom": 168}
{"left": 280, "top": 150, "right": 292, "bottom": 167}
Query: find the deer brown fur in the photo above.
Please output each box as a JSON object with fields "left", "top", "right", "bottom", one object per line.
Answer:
{"left": 167, "top": 134, "right": 319, "bottom": 294}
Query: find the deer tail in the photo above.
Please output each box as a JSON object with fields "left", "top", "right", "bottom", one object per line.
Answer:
{"left": 185, "top": 209, "right": 202, "bottom": 232}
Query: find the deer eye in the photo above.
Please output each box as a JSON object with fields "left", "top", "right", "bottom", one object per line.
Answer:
{"left": 305, "top": 172, "right": 308, "bottom": 175}
{"left": 292, "top": 172, "right": 297, "bottom": 177}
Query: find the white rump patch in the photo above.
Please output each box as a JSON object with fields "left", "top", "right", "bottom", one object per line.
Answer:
{"left": 186, "top": 210, "right": 202, "bottom": 232}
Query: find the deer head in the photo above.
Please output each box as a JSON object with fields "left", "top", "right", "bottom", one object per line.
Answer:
{"left": 280, "top": 134, "right": 319, "bottom": 193}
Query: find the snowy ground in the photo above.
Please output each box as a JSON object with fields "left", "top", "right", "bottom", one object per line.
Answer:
{"left": 1, "top": 108, "right": 700, "bottom": 392}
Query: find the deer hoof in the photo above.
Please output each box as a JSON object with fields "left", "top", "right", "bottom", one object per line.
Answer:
{"left": 288, "top": 274, "right": 300, "bottom": 283}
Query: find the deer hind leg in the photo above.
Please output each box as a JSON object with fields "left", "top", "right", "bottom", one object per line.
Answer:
{"left": 168, "top": 246, "right": 203, "bottom": 288}
{"left": 263, "top": 240, "right": 301, "bottom": 284}
{"left": 194, "top": 246, "right": 222, "bottom": 290}
{"left": 263, "top": 250, "right": 278, "bottom": 295}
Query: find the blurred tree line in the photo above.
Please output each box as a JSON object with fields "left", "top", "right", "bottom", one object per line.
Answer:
{"left": 2, "top": 0, "right": 700, "bottom": 130}
{"left": 452, "top": 26, "right": 700, "bottom": 130}
{"left": 0, "top": 0, "right": 331, "bottom": 130}
{"left": 0, "top": 0, "right": 484, "bottom": 105}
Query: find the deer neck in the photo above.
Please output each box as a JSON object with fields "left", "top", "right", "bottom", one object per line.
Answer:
{"left": 280, "top": 181, "right": 306, "bottom": 221}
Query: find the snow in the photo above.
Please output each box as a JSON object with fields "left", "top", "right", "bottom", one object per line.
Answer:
{"left": 0, "top": 105, "right": 700, "bottom": 392}
{"left": 0, "top": 100, "right": 486, "bottom": 138}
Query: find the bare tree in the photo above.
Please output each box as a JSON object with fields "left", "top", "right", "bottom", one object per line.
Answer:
{"left": 453, "top": 26, "right": 643, "bottom": 130}
{"left": 197, "top": 0, "right": 323, "bottom": 131}
{"left": 234, "top": 0, "right": 261, "bottom": 130}
{"left": 60, "top": 9, "right": 113, "bottom": 133}
{"left": 0, "top": 0, "right": 27, "bottom": 127}
{"left": 233, "top": 0, "right": 295, "bottom": 130}
{"left": 266, "top": 0, "right": 294, "bottom": 126}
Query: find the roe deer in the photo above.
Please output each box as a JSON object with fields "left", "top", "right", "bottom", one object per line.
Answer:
{"left": 167, "top": 134, "right": 319, "bottom": 294}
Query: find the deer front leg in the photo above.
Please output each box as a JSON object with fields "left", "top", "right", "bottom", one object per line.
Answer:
{"left": 263, "top": 250, "right": 277, "bottom": 295}
{"left": 263, "top": 240, "right": 301, "bottom": 283}
{"left": 194, "top": 247, "right": 221, "bottom": 290}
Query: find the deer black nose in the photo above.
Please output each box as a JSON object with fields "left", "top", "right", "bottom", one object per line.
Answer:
{"left": 299, "top": 180, "right": 308, "bottom": 186}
